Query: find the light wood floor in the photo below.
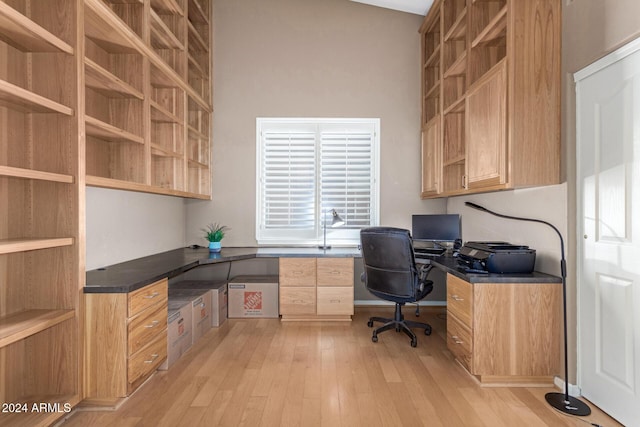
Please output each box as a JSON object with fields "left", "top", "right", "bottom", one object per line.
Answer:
{"left": 61, "top": 307, "right": 621, "bottom": 427}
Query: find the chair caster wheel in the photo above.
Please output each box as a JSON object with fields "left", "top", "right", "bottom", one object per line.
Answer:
{"left": 411, "top": 340, "right": 417, "bottom": 348}
{"left": 367, "top": 320, "right": 373, "bottom": 327}
{"left": 372, "top": 335, "right": 378, "bottom": 343}
{"left": 425, "top": 326, "right": 432, "bottom": 336}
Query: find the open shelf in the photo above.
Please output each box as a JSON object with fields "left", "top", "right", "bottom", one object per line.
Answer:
{"left": 443, "top": 96, "right": 466, "bottom": 115}
{"left": 188, "top": 0, "right": 209, "bottom": 24}
{"left": 150, "top": 9, "right": 185, "bottom": 50}
{"left": 188, "top": 124, "right": 208, "bottom": 140}
{"left": 151, "top": 144, "right": 182, "bottom": 158}
{"left": 0, "top": 79, "right": 73, "bottom": 115}
{"left": 471, "top": 5, "right": 507, "bottom": 48}
{"left": 0, "top": 3, "right": 74, "bottom": 54}
{"left": 188, "top": 53, "right": 207, "bottom": 77}
{"left": 0, "top": 166, "right": 74, "bottom": 184}
{"left": 187, "top": 21, "right": 208, "bottom": 52}
{"left": 0, "top": 309, "right": 75, "bottom": 348}
{"left": 151, "top": 101, "right": 183, "bottom": 123}
{"left": 85, "top": 115, "right": 145, "bottom": 144}
{"left": 84, "top": 58, "right": 144, "bottom": 100}
{"left": 0, "top": 238, "right": 74, "bottom": 255}
{"left": 151, "top": 0, "right": 185, "bottom": 16}
{"left": 443, "top": 50, "right": 467, "bottom": 78}
{"left": 425, "top": 44, "right": 441, "bottom": 69}
{"left": 444, "top": 7, "right": 467, "bottom": 42}
{"left": 84, "top": 0, "right": 143, "bottom": 54}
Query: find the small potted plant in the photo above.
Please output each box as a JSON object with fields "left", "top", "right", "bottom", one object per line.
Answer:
{"left": 202, "top": 223, "right": 229, "bottom": 253}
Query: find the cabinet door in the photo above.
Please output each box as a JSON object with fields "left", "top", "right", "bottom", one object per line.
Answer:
{"left": 316, "top": 258, "right": 353, "bottom": 287}
{"left": 279, "top": 287, "right": 316, "bottom": 315}
{"left": 466, "top": 61, "right": 507, "bottom": 189}
{"left": 421, "top": 118, "right": 441, "bottom": 198}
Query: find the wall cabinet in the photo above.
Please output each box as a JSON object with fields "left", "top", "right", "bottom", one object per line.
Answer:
{"left": 279, "top": 258, "right": 354, "bottom": 321}
{"left": 84, "top": 278, "right": 168, "bottom": 407}
{"left": 445, "top": 274, "right": 561, "bottom": 385}
{"left": 419, "top": 0, "right": 560, "bottom": 198}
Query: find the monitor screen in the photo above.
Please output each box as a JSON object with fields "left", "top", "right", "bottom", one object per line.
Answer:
{"left": 412, "top": 214, "right": 461, "bottom": 242}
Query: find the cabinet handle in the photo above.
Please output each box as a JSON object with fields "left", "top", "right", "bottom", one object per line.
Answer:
{"left": 451, "top": 335, "right": 463, "bottom": 345}
{"left": 330, "top": 299, "right": 341, "bottom": 303}
{"left": 292, "top": 271, "right": 304, "bottom": 276}
{"left": 144, "top": 320, "right": 160, "bottom": 328}
{"left": 144, "top": 292, "right": 160, "bottom": 299}
{"left": 330, "top": 270, "right": 340, "bottom": 275}
{"left": 144, "top": 353, "right": 159, "bottom": 363}
{"left": 462, "top": 175, "right": 468, "bottom": 189}
{"left": 451, "top": 294, "right": 464, "bottom": 301}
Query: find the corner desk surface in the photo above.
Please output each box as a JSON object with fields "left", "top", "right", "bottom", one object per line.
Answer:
{"left": 85, "top": 247, "right": 560, "bottom": 294}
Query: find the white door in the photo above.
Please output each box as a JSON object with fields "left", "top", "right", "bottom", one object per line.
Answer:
{"left": 576, "top": 38, "right": 640, "bottom": 427}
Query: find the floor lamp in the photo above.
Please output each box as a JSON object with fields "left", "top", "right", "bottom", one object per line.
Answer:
{"left": 318, "top": 209, "right": 345, "bottom": 250}
{"left": 464, "top": 201, "right": 591, "bottom": 417}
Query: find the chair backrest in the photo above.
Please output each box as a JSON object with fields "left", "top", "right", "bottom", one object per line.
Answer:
{"left": 360, "top": 227, "right": 418, "bottom": 300}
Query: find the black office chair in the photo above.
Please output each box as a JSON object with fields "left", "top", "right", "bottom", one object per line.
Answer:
{"left": 360, "top": 227, "right": 433, "bottom": 347}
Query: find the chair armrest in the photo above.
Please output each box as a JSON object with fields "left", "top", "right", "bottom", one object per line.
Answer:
{"left": 360, "top": 272, "right": 366, "bottom": 283}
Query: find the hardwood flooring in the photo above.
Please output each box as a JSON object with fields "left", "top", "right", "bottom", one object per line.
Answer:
{"left": 61, "top": 307, "right": 621, "bottom": 427}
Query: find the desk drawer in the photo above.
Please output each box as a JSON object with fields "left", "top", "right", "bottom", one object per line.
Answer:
{"left": 317, "top": 287, "right": 353, "bottom": 315}
{"left": 128, "top": 279, "right": 168, "bottom": 317}
{"left": 128, "top": 303, "right": 168, "bottom": 355}
{"left": 279, "top": 258, "right": 316, "bottom": 287}
{"left": 447, "top": 314, "right": 473, "bottom": 373}
{"left": 280, "top": 287, "right": 316, "bottom": 315}
{"left": 128, "top": 332, "right": 167, "bottom": 387}
{"left": 317, "top": 258, "right": 353, "bottom": 287}
{"left": 447, "top": 274, "right": 473, "bottom": 328}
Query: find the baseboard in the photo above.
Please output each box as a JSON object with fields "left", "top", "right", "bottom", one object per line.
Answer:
{"left": 354, "top": 300, "right": 446, "bottom": 307}
{"left": 553, "top": 376, "right": 583, "bottom": 397}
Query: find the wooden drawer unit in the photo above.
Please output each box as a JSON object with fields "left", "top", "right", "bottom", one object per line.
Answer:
{"left": 317, "top": 287, "right": 353, "bottom": 316}
{"left": 127, "top": 333, "right": 167, "bottom": 393}
{"left": 279, "top": 287, "right": 316, "bottom": 315}
{"left": 445, "top": 273, "right": 561, "bottom": 386}
{"left": 279, "top": 257, "right": 354, "bottom": 321}
{"left": 85, "top": 278, "right": 168, "bottom": 407}
{"left": 447, "top": 273, "right": 473, "bottom": 327}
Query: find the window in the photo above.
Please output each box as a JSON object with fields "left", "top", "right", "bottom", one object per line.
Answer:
{"left": 256, "top": 118, "right": 380, "bottom": 245}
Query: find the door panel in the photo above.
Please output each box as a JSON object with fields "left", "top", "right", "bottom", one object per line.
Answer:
{"left": 576, "top": 39, "right": 640, "bottom": 427}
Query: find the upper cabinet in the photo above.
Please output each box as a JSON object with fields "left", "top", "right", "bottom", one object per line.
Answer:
{"left": 419, "top": 0, "right": 560, "bottom": 198}
{"left": 84, "top": 0, "right": 212, "bottom": 199}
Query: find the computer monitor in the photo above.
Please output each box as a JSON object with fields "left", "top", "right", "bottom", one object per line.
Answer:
{"left": 411, "top": 214, "right": 461, "bottom": 243}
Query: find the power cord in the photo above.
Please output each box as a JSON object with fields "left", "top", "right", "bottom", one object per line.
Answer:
{"left": 550, "top": 405, "right": 604, "bottom": 427}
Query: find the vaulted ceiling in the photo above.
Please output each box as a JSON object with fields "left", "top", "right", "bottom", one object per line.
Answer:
{"left": 349, "top": 0, "right": 433, "bottom": 16}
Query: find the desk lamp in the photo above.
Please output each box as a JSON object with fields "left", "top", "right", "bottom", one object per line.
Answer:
{"left": 464, "top": 201, "right": 591, "bottom": 417}
{"left": 319, "top": 209, "right": 345, "bottom": 250}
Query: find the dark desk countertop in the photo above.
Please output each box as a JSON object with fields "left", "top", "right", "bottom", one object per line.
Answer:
{"left": 428, "top": 255, "right": 561, "bottom": 284}
{"left": 85, "top": 246, "right": 362, "bottom": 293}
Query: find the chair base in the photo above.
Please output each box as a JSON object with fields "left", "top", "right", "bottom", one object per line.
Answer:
{"left": 368, "top": 303, "right": 432, "bottom": 347}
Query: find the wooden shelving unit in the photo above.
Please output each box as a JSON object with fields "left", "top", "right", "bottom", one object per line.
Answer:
{"left": 1, "top": 1, "right": 212, "bottom": 424}
{"left": 0, "top": 0, "right": 81, "bottom": 425}
{"left": 419, "top": 0, "right": 560, "bottom": 198}
{"left": 84, "top": 0, "right": 211, "bottom": 199}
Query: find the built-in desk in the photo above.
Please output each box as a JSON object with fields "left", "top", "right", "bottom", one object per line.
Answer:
{"left": 427, "top": 254, "right": 563, "bottom": 386}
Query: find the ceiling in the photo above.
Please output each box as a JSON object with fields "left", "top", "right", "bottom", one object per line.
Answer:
{"left": 349, "top": 0, "right": 434, "bottom": 16}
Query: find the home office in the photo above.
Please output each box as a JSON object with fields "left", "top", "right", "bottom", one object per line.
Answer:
{"left": 1, "top": 0, "right": 637, "bottom": 426}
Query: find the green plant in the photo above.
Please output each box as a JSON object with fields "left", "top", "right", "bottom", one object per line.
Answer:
{"left": 202, "top": 223, "right": 229, "bottom": 242}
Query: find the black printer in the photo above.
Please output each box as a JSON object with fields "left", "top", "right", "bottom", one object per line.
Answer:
{"left": 457, "top": 241, "right": 536, "bottom": 274}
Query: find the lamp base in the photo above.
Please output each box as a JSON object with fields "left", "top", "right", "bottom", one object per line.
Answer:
{"left": 318, "top": 245, "right": 331, "bottom": 250}
{"left": 545, "top": 392, "right": 591, "bottom": 416}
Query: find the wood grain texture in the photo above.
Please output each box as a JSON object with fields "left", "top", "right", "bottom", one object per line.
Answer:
{"left": 316, "top": 257, "right": 353, "bottom": 287}
{"left": 278, "top": 258, "right": 316, "bottom": 287}
{"left": 316, "top": 287, "right": 353, "bottom": 316}
{"left": 64, "top": 308, "right": 621, "bottom": 427}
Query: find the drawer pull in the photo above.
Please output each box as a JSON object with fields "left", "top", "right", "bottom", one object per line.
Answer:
{"left": 330, "top": 270, "right": 340, "bottom": 275}
{"left": 330, "top": 299, "right": 341, "bottom": 303}
{"left": 451, "top": 335, "right": 463, "bottom": 345}
{"left": 451, "top": 294, "right": 464, "bottom": 301}
{"left": 144, "top": 292, "right": 160, "bottom": 299}
{"left": 144, "top": 320, "right": 160, "bottom": 328}
{"left": 144, "top": 353, "right": 159, "bottom": 364}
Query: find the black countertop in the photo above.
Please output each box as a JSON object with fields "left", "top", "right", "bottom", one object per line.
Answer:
{"left": 85, "top": 246, "right": 362, "bottom": 293}
{"left": 427, "top": 254, "right": 561, "bottom": 284}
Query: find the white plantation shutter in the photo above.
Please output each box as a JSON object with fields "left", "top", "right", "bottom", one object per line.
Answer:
{"left": 320, "top": 129, "right": 374, "bottom": 229}
{"left": 257, "top": 118, "right": 379, "bottom": 245}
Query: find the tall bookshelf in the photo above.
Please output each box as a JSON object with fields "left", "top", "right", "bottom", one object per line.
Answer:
{"left": 0, "top": 1, "right": 212, "bottom": 425}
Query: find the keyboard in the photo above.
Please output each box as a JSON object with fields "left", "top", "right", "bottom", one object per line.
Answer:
{"left": 414, "top": 247, "right": 446, "bottom": 258}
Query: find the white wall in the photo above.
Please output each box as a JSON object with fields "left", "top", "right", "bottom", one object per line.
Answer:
{"left": 86, "top": 187, "right": 186, "bottom": 270}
